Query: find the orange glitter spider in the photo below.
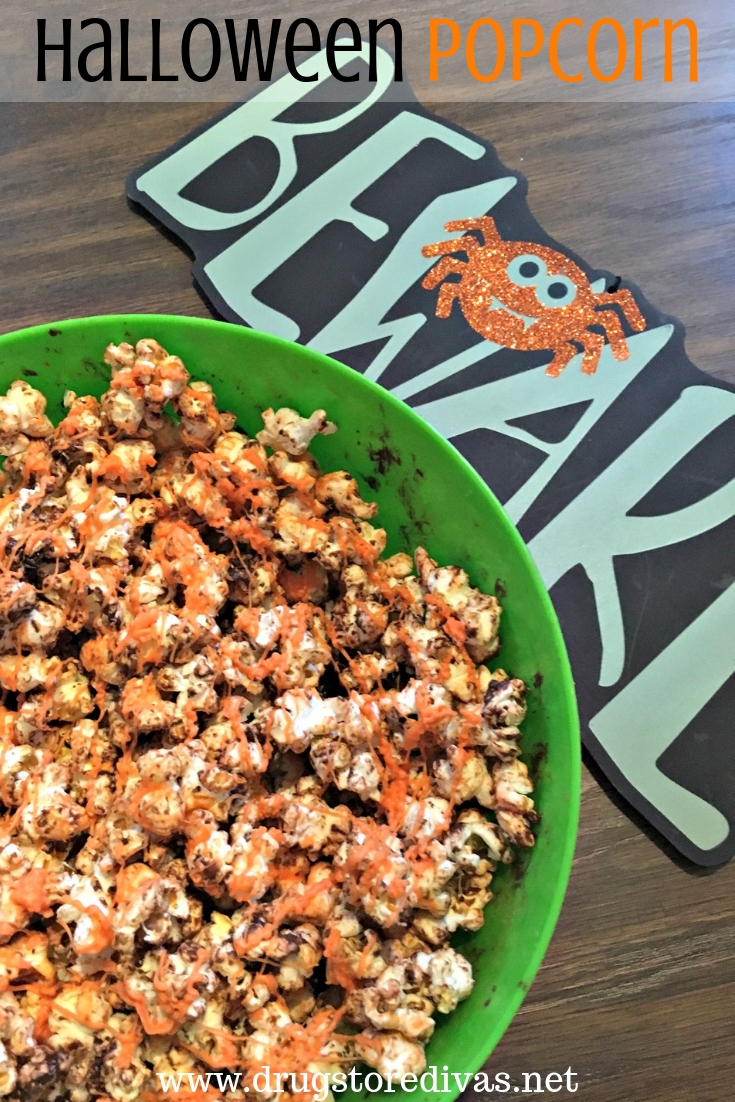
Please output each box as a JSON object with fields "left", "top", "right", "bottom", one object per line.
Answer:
{"left": 421, "top": 215, "right": 646, "bottom": 377}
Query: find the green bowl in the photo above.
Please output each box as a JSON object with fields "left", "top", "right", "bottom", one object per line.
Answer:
{"left": 0, "top": 315, "right": 580, "bottom": 1099}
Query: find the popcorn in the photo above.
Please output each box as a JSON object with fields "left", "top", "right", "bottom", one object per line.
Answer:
{"left": 0, "top": 339, "right": 538, "bottom": 1099}
{"left": 257, "top": 407, "right": 336, "bottom": 456}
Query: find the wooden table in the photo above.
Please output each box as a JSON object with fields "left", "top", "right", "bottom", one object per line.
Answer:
{"left": 0, "top": 101, "right": 732, "bottom": 1101}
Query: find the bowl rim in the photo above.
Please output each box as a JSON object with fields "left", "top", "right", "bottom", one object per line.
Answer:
{"left": 0, "top": 313, "right": 581, "bottom": 1085}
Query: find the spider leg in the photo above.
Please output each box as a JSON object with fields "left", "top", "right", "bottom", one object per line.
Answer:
{"left": 443, "top": 216, "right": 501, "bottom": 245}
{"left": 435, "top": 280, "right": 463, "bottom": 319}
{"left": 594, "top": 309, "right": 630, "bottom": 360}
{"left": 422, "top": 256, "right": 468, "bottom": 291}
{"left": 422, "top": 235, "right": 480, "bottom": 260}
{"left": 545, "top": 341, "right": 581, "bottom": 378}
{"left": 577, "top": 330, "right": 606, "bottom": 376}
{"left": 595, "top": 288, "right": 646, "bottom": 332}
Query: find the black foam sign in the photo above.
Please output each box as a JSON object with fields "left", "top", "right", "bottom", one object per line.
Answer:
{"left": 127, "top": 51, "right": 735, "bottom": 866}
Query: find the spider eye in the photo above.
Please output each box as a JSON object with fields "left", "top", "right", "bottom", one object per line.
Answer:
{"left": 548, "top": 281, "right": 570, "bottom": 300}
{"left": 506, "top": 254, "right": 579, "bottom": 306}
{"left": 535, "top": 275, "right": 578, "bottom": 308}
{"left": 506, "top": 254, "right": 545, "bottom": 287}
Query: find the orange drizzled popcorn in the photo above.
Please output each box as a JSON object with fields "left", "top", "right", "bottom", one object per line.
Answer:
{"left": 0, "top": 339, "right": 538, "bottom": 1101}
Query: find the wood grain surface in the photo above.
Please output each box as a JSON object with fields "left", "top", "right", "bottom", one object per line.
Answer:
{"left": 0, "top": 101, "right": 732, "bottom": 1101}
